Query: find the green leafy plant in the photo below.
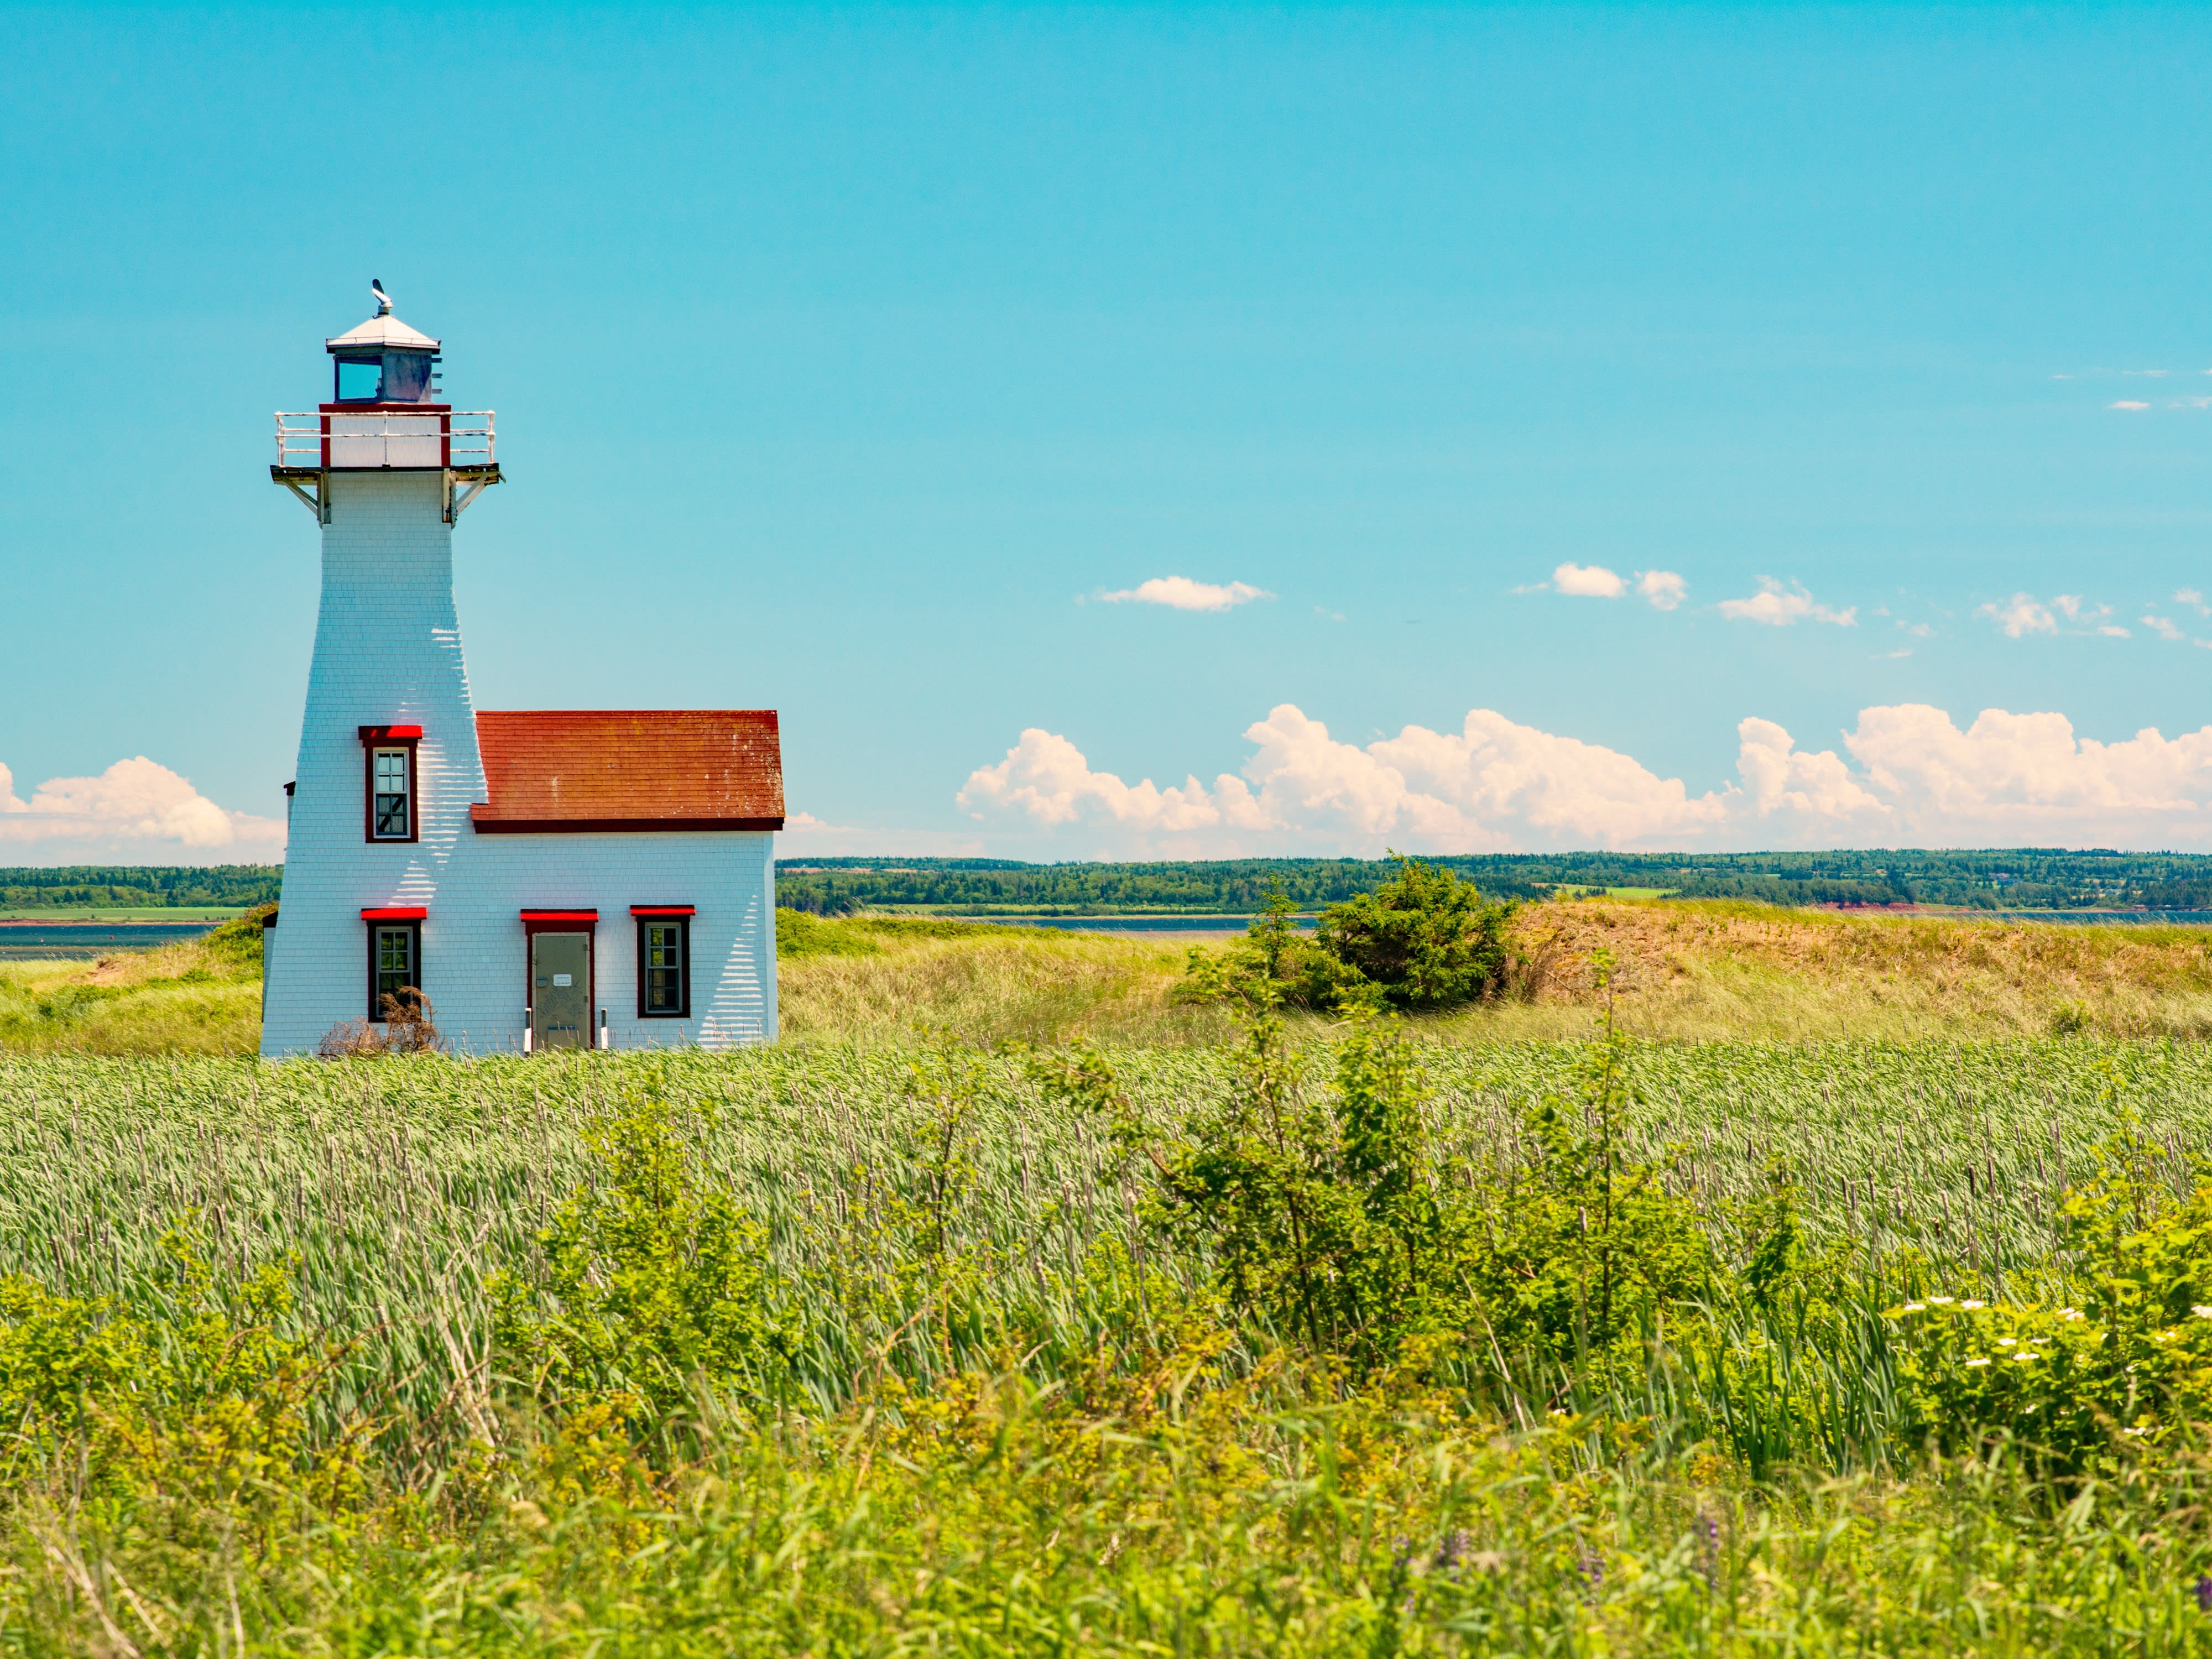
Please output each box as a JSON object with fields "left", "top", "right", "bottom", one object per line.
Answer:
{"left": 1464, "top": 951, "right": 1711, "bottom": 1387}
{"left": 1890, "top": 1113, "right": 2212, "bottom": 1473}
{"left": 1314, "top": 854, "right": 1516, "bottom": 1010}
{"left": 493, "top": 1087, "right": 780, "bottom": 1427}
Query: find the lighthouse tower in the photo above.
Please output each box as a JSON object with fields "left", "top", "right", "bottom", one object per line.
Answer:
{"left": 261, "top": 285, "right": 782, "bottom": 1057}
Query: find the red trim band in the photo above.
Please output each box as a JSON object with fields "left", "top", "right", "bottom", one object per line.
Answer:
{"left": 361, "top": 906, "right": 427, "bottom": 921}
{"left": 630, "top": 905, "right": 697, "bottom": 917}
{"left": 359, "top": 724, "right": 424, "bottom": 743}
{"left": 472, "top": 809, "right": 784, "bottom": 833}
{"left": 520, "top": 909, "right": 599, "bottom": 923}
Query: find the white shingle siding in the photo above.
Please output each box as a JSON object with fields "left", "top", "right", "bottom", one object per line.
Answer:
{"left": 260, "top": 471, "right": 778, "bottom": 1057}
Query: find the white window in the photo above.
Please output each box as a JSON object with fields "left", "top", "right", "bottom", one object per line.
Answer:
{"left": 371, "top": 748, "right": 413, "bottom": 839}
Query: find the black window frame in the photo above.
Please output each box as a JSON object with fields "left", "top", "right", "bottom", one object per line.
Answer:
{"left": 367, "top": 919, "right": 424, "bottom": 1022}
{"left": 635, "top": 914, "right": 691, "bottom": 1019}
{"left": 363, "top": 738, "right": 419, "bottom": 843}
{"left": 334, "top": 354, "right": 385, "bottom": 403}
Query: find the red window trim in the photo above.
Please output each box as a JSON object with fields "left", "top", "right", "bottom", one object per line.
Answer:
{"left": 635, "top": 912, "right": 692, "bottom": 1020}
{"left": 520, "top": 909, "right": 600, "bottom": 925}
{"left": 364, "top": 915, "right": 425, "bottom": 1024}
{"left": 363, "top": 732, "right": 421, "bottom": 844}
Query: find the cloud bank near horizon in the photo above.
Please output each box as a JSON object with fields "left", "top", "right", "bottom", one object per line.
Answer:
{"left": 958, "top": 702, "right": 2212, "bottom": 857}
{"left": 0, "top": 758, "right": 285, "bottom": 865}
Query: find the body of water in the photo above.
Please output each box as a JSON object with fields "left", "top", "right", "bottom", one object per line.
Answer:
{"left": 0, "top": 922, "right": 219, "bottom": 960}
{"left": 964, "top": 914, "right": 1305, "bottom": 936}
{"left": 1984, "top": 910, "right": 2212, "bottom": 927}
{"left": 980, "top": 909, "right": 2212, "bottom": 936}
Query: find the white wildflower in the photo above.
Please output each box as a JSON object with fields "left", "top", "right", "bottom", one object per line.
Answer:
{"left": 1963, "top": 1300, "right": 1986, "bottom": 1311}
{"left": 1996, "top": 1337, "right": 2017, "bottom": 1347}
{"left": 1965, "top": 1357, "right": 1991, "bottom": 1368}
{"left": 2193, "top": 1305, "right": 2212, "bottom": 1319}
{"left": 1928, "top": 1296, "right": 1955, "bottom": 1305}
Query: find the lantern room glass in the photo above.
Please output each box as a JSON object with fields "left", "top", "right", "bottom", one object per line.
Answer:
{"left": 332, "top": 350, "right": 439, "bottom": 404}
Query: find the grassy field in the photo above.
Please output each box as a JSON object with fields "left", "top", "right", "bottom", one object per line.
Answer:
{"left": 0, "top": 1031, "right": 2205, "bottom": 1649}
{"left": 0, "top": 900, "right": 2205, "bottom": 1650}
{"left": 13, "top": 896, "right": 2212, "bottom": 1057}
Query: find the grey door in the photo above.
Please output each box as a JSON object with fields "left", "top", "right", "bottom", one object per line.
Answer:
{"left": 531, "top": 931, "right": 591, "bottom": 1050}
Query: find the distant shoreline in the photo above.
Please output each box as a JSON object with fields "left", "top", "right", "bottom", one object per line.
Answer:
{"left": 0, "top": 912, "right": 241, "bottom": 926}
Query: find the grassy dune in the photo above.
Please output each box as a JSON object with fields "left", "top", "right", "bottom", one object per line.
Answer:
{"left": 0, "top": 931, "right": 263, "bottom": 1055}
{"left": 1454, "top": 899, "right": 2212, "bottom": 1042}
{"left": 782, "top": 901, "right": 2212, "bottom": 1047}
{"left": 7, "top": 898, "right": 2211, "bottom": 1056}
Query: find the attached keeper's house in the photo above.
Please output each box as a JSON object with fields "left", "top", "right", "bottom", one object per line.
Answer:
{"left": 259, "top": 285, "right": 783, "bottom": 1056}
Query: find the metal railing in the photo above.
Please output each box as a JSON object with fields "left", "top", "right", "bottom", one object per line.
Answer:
{"left": 275, "top": 410, "right": 494, "bottom": 469}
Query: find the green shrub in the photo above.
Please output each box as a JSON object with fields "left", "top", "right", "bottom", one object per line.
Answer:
{"left": 1318, "top": 855, "right": 1515, "bottom": 1010}
{"left": 1185, "top": 861, "right": 1519, "bottom": 1015}
{"left": 774, "top": 906, "right": 883, "bottom": 959}
{"left": 200, "top": 901, "right": 274, "bottom": 970}
{"left": 1460, "top": 959, "right": 1712, "bottom": 1382}
{"left": 1890, "top": 1114, "right": 2212, "bottom": 1474}
{"left": 493, "top": 1089, "right": 782, "bottom": 1427}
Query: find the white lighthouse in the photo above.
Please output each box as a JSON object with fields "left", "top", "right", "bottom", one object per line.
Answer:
{"left": 260, "top": 285, "right": 782, "bottom": 1057}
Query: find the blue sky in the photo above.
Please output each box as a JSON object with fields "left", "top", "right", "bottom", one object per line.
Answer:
{"left": 6, "top": 4, "right": 2212, "bottom": 862}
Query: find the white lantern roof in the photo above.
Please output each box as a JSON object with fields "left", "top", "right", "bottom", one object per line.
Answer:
{"left": 325, "top": 311, "right": 441, "bottom": 354}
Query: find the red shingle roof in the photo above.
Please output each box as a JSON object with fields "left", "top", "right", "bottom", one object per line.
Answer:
{"left": 471, "top": 711, "right": 784, "bottom": 833}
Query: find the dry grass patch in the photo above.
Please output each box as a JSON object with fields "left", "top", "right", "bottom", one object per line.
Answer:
{"left": 778, "top": 915, "right": 1232, "bottom": 1047}
{"left": 0, "top": 947, "right": 262, "bottom": 1055}
{"left": 1414, "top": 898, "right": 2212, "bottom": 1042}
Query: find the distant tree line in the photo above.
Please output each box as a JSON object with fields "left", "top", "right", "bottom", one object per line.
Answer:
{"left": 774, "top": 849, "right": 2212, "bottom": 915}
{"left": 15, "top": 851, "right": 2212, "bottom": 917}
{"left": 0, "top": 866, "right": 284, "bottom": 910}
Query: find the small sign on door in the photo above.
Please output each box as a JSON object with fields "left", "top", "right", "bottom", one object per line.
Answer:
{"left": 552, "top": 973, "right": 572, "bottom": 987}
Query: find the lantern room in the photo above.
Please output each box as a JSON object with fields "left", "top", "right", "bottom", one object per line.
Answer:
{"left": 273, "top": 281, "right": 499, "bottom": 523}
{"left": 326, "top": 281, "right": 443, "bottom": 404}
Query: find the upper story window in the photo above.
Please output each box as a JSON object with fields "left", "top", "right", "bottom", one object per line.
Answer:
{"left": 372, "top": 750, "right": 411, "bottom": 837}
{"left": 358, "top": 725, "right": 422, "bottom": 843}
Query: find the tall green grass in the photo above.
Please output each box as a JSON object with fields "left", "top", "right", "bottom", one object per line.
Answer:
{"left": 0, "top": 1037, "right": 2206, "bottom": 1651}
{"left": 0, "top": 1040, "right": 2192, "bottom": 1430}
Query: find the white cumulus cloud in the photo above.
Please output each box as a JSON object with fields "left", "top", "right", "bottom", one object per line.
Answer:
{"left": 0, "top": 757, "right": 285, "bottom": 864}
{"left": 1981, "top": 593, "right": 2058, "bottom": 638}
{"left": 1719, "top": 577, "right": 1856, "bottom": 627}
{"left": 2111, "top": 400, "right": 2151, "bottom": 411}
{"left": 1097, "top": 576, "right": 1271, "bottom": 612}
{"left": 961, "top": 703, "right": 2212, "bottom": 855}
{"left": 957, "top": 728, "right": 1271, "bottom": 841}
{"left": 1551, "top": 562, "right": 1627, "bottom": 598}
{"left": 2144, "top": 615, "right": 2185, "bottom": 641}
{"left": 1636, "top": 569, "right": 1688, "bottom": 610}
